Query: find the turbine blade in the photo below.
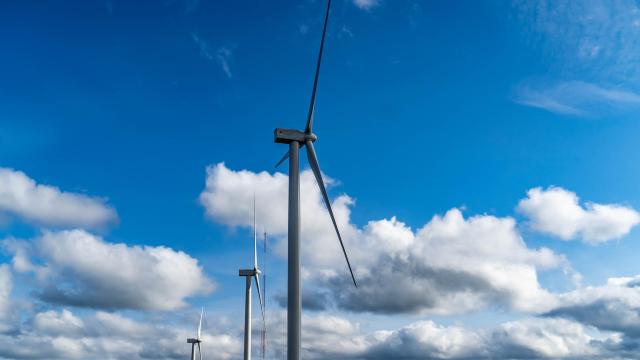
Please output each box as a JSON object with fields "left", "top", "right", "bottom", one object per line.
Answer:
{"left": 275, "top": 142, "right": 307, "bottom": 168}
{"left": 275, "top": 150, "right": 290, "bottom": 168}
{"left": 197, "top": 308, "right": 203, "bottom": 340}
{"left": 305, "top": 140, "right": 358, "bottom": 288}
{"left": 254, "top": 274, "right": 266, "bottom": 324}
{"left": 197, "top": 342, "right": 202, "bottom": 360}
{"left": 305, "top": 0, "right": 332, "bottom": 134}
{"left": 253, "top": 195, "right": 258, "bottom": 269}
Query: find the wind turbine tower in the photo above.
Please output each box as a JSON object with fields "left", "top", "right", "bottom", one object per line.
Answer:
{"left": 274, "top": 0, "right": 358, "bottom": 359}
{"left": 239, "top": 197, "right": 265, "bottom": 360}
{"left": 186, "top": 308, "right": 204, "bottom": 360}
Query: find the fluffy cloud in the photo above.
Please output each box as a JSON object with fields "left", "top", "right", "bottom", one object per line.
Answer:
{"left": 0, "top": 168, "right": 117, "bottom": 229}
{"left": 518, "top": 187, "right": 640, "bottom": 244}
{"left": 0, "top": 265, "right": 16, "bottom": 333}
{"left": 201, "top": 163, "right": 567, "bottom": 315}
{"left": 5, "top": 230, "right": 214, "bottom": 310}
{"left": 0, "top": 306, "right": 614, "bottom": 360}
{"left": 319, "top": 210, "right": 564, "bottom": 315}
{"left": 0, "top": 308, "right": 242, "bottom": 360}
{"left": 264, "top": 312, "right": 610, "bottom": 360}
{"left": 547, "top": 275, "right": 640, "bottom": 337}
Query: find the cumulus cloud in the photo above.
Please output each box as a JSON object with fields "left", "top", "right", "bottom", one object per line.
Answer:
{"left": 0, "top": 281, "right": 628, "bottom": 360}
{"left": 0, "top": 305, "right": 612, "bottom": 360}
{"left": 264, "top": 312, "right": 611, "bottom": 360}
{"left": 518, "top": 187, "right": 640, "bottom": 244}
{"left": 0, "top": 168, "right": 117, "bottom": 229}
{"left": 320, "top": 210, "right": 564, "bottom": 315}
{"left": 0, "top": 308, "right": 242, "bottom": 360}
{"left": 4, "top": 230, "right": 214, "bottom": 310}
{"left": 201, "top": 163, "right": 568, "bottom": 315}
{"left": 0, "top": 265, "right": 16, "bottom": 333}
{"left": 547, "top": 275, "right": 640, "bottom": 337}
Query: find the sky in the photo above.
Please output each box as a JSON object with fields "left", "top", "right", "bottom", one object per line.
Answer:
{"left": 2, "top": 0, "right": 640, "bottom": 359}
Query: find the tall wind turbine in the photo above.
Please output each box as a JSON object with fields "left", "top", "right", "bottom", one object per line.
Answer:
{"left": 186, "top": 308, "right": 204, "bottom": 360}
{"left": 239, "top": 198, "right": 266, "bottom": 360}
{"left": 274, "top": 0, "right": 357, "bottom": 359}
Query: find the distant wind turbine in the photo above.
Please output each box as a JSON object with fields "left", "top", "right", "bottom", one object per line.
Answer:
{"left": 186, "top": 308, "right": 204, "bottom": 360}
{"left": 260, "top": 231, "right": 268, "bottom": 360}
{"left": 239, "top": 197, "right": 266, "bottom": 360}
{"left": 273, "top": 0, "right": 358, "bottom": 359}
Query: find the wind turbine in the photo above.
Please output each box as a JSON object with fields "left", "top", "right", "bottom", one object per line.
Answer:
{"left": 186, "top": 308, "right": 204, "bottom": 360}
{"left": 273, "top": 0, "right": 357, "bottom": 359}
{"left": 238, "top": 197, "right": 266, "bottom": 360}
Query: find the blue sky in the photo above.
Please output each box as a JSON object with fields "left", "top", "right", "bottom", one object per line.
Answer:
{"left": 2, "top": 0, "right": 640, "bottom": 359}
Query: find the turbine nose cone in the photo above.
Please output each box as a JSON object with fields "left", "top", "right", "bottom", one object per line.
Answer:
{"left": 306, "top": 133, "right": 318, "bottom": 142}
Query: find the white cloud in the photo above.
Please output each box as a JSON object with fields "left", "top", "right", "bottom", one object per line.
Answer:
{"left": 264, "top": 312, "right": 610, "bottom": 359}
{"left": 353, "top": 0, "right": 380, "bottom": 11}
{"left": 200, "top": 163, "right": 567, "bottom": 315}
{"left": 191, "top": 34, "right": 233, "bottom": 78}
{"left": 0, "top": 265, "right": 15, "bottom": 333}
{"left": 514, "top": 0, "right": 640, "bottom": 84}
{"left": 0, "top": 308, "right": 242, "bottom": 360}
{"left": 512, "top": 1, "right": 640, "bottom": 117}
{"left": 0, "top": 167, "right": 117, "bottom": 229}
{"left": 513, "top": 80, "right": 640, "bottom": 116}
{"left": 217, "top": 47, "right": 233, "bottom": 78}
{"left": 0, "top": 306, "right": 611, "bottom": 359}
{"left": 518, "top": 187, "right": 640, "bottom": 244}
{"left": 33, "top": 309, "right": 84, "bottom": 336}
{"left": 548, "top": 275, "right": 640, "bottom": 337}
{"left": 5, "top": 230, "right": 214, "bottom": 310}
{"left": 492, "top": 318, "right": 603, "bottom": 359}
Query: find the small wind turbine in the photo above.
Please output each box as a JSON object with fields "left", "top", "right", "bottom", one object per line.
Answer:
{"left": 273, "top": 0, "right": 357, "bottom": 359}
{"left": 186, "top": 308, "right": 204, "bottom": 360}
{"left": 239, "top": 197, "right": 266, "bottom": 360}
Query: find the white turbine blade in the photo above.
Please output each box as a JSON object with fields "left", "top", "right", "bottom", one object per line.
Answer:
{"left": 305, "top": 140, "right": 358, "bottom": 288}
{"left": 197, "top": 342, "right": 202, "bottom": 360}
{"left": 254, "top": 275, "right": 265, "bottom": 324}
{"left": 197, "top": 308, "right": 203, "bottom": 340}
{"left": 253, "top": 194, "right": 258, "bottom": 269}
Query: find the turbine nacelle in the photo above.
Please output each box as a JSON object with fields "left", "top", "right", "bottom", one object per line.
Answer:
{"left": 274, "top": 128, "right": 317, "bottom": 144}
{"left": 187, "top": 338, "right": 201, "bottom": 344}
{"left": 239, "top": 268, "right": 261, "bottom": 277}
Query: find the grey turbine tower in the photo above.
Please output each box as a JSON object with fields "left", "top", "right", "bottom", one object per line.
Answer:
{"left": 186, "top": 308, "right": 204, "bottom": 360}
{"left": 274, "top": 0, "right": 357, "bottom": 359}
{"left": 239, "top": 198, "right": 266, "bottom": 360}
